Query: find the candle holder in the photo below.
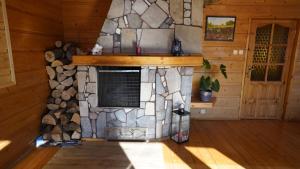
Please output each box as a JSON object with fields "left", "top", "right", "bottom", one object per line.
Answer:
{"left": 170, "top": 108, "right": 190, "bottom": 143}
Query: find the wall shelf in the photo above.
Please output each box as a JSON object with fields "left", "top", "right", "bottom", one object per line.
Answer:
{"left": 72, "top": 55, "right": 203, "bottom": 67}
{"left": 191, "top": 97, "right": 216, "bottom": 109}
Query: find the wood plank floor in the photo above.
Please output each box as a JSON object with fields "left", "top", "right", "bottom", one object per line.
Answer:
{"left": 14, "top": 120, "right": 300, "bottom": 169}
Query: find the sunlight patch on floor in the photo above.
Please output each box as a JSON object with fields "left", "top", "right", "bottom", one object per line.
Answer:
{"left": 186, "top": 146, "right": 246, "bottom": 169}
{"left": 119, "top": 142, "right": 166, "bottom": 169}
{"left": 0, "top": 140, "right": 11, "bottom": 151}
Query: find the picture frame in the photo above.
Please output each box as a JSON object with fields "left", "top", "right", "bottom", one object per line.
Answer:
{"left": 205, "top": 16, "right": 236, "bottom": 41}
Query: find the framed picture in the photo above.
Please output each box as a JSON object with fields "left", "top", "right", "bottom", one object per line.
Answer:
{"left": 205, "top": 16, "right": 236, "bottom": 41}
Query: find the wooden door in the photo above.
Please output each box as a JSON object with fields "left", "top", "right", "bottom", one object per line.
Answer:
{"left": 241, "top": 20, "right": 297, "bottom": 119}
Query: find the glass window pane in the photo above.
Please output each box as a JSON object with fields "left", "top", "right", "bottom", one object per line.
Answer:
{"left": 253, "top": 45, "right": 269, "bottom": 63}
{"left": 267, "top": 65, "right": 283, "bottom": 81}
{"left": 273, "top": 24, "right": 289, "bottom": 44}
{"left": 251, "top": 65, "right": 266, "bottom": 81}
{"left": 270, "top": 47, "right": 286, "bottom": 63}
{"left": 255, "top": 24, "right": 272, "bottom": 45}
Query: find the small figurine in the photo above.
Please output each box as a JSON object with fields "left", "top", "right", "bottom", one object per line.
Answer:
{"left": 91, "top": 43, "right": 103, "bottom": 55}
{"left": 171, "top": 38, "right": 184, "bottom": 56}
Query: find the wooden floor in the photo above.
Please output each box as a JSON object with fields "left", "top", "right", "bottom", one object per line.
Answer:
{"left": 13, "top": 120, "right": 300, "bottom": 169}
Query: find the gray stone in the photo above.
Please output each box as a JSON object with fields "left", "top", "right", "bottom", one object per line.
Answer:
{"left": 79, "top": 101, "right": 89, "bottom": 117}
{"left": 156, "top": 94, "right": 165, "bottom": 113}
{"left": 140, "top": 83, "right": 152, "bottom": 101}
{"left": 148, "top": 69, "right": 156, "bottom": 83}
{"left": 88, "top": 94, "right": 98, "bottom": 108}
{"left": 107, "top": 0, "right": 124, "bottom": 19}
{"left": 156, "top": 73, "right": 165, "bottom": 95}
{"left": 137, "top": 109, "right": 145, "bottom": 118}
{"left": 81, "top": 117, "right": 92, "bottom": 137}
{"left": 184, "top": 10, "right": 191, "bottom": 17}
{"left": 146, "top": 0, "right": 156, "bottom": 3}
{"left": 156, "top": 0, "right": 169, "bottom": 14}
{"left": 141, "top": 67, "right": 149, "bottom": 82}
{"left": 184, "top": 3, "right": 191, "bottom": 9}
{"left": 101, "top": 19, "right": 118, "bottom": 34}
{"left": 132, "top": 0, "right": 148, "bottom": 15}
{"left": 97, "top": 35, "right": 114, "bottom": 53}
{"left": 77, "top": 92, "right": 85, "bottom": 101}
{"left": 127, "top": 109, "right": 137, "bottom": 127}
{"left": 142, "top": 22, "right": 150, "bottom": 28}
{"left": 181, "top": 76, "right": 192, "bottom": 96}
{"left": 164, "top": 100, "right": 173, "bottom": 124}
{"left": 170, "top": 0, "right": 183, "bottom": 24}
{"left": 86, "top": 83, "right": 97, "bottom": 94}
{"left": 158, "top": 69, "right": 166, "bottom": 76}
{"left": 137, "top": 29, "right": 143, "bottom": 42}
{"left": 180, "top": 67, "right": 194, "bottom": 75}
{"left": 173, "top": 92, "right": 185, "bottom": 109}
{"left": 175, "top": 25, "right": 202, "bottom": 53}
{"left": 162, "top": 124, "right": 170, "bottom": 137}
{"left": 127, "top": 13, "right": 143, "bottom": 28}
{"left": 118, "top": 17, "right": 126, "bottom": 28}
{"left": 137, "top": 116, "right": 155, "bottom": 127}
{"left": 141, "top": 4, "right": 168, "bottom": 28}
{"left": 89, "top": 112, "right": 98, "bottom": 120}
{"left": 156, "top": 121, "right": 163, "bottom": 138}
{"left": 184, "top": 94, "right": 192, "bottom": 111}
{"left": 165, "top": 68, "right": 181, "bottom": 93}
{"left": 115, "top": 109, "right": 126, "bottom": 122}
{"left": 184, "top": 18, "right": 191, "bottom": 25}
{"left": 139, "top": 29, "right": 174, "bottom": 53}
{"left": 124, "top": 0, "right": 132, "bottom": 15}
{"left": 121, "top": 29, "right": 137, "bottom": 54}
{"left": 107, "top": 112, "right": 116, "bottom": 122}
{"left": 140, "top": 102, "right": 146, "bottom": 109}
{"left": 192, "top": 0, "right": 203, "bottom": 26}
{"left": 145, "top": 102, "right": 155, "bottom": 115}
{"left": 77, "top": 66, "right": 88, "bottom": 71}
{"left": 77, "top": 72, "right": 87, "bottom": 93}
{"left": 90, "top": 107, "right": 104, "bottom": 113}
{"left": 88, "top": 67, "right": 97, "bottom": 82}
{"left": 96, "top": 112, "right": 106, "bottom": 138}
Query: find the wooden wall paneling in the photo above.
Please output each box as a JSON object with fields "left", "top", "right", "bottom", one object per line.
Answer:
{"left": 0, "top": 0, "right": 63, "bottom": 168}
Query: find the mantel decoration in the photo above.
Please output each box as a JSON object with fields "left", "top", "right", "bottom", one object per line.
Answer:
{"left": 200, "top": 59, "right": 227, "bottom": 102}
{"left": 205, "top": 16, "right": 236, "bottom": 41}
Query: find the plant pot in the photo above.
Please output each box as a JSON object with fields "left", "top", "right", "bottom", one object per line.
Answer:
{"left": 200, "top": 90, "right": 212, "bottom": 102}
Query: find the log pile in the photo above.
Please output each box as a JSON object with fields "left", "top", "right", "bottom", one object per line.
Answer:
{"left": 41, "top": 41, "right": 83, "bottom": 142}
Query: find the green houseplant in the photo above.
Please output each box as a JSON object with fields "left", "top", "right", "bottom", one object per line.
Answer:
{"left": 200, "top": 59, "right": 227, "bottom": 101}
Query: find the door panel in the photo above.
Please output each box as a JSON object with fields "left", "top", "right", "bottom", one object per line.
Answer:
{"left": 241, "top": 20, "right": 296, "bottom": 119}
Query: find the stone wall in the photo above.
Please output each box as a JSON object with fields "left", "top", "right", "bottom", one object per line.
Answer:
{"left": 97, "top": 0, "right": 203, "bottom": 54}
{"left": 77, "top": 66, "right": 193, "bottom": 140}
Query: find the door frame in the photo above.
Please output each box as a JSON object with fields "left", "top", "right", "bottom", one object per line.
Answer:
{"left": 239, "top": 17, "right": 300, "bottom": 120}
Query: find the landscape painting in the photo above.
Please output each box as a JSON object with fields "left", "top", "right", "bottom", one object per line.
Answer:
{"left": 205, "top": 16, "right": 236, "bottom": 41}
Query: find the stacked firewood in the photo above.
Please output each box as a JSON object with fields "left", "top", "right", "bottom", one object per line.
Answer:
{"left": 41, "top": 41, "right": 83, "bottom": 142}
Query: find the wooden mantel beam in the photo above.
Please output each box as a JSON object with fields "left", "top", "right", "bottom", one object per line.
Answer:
{"left": 72, "top": 55, "right": 203, "bottom": 67}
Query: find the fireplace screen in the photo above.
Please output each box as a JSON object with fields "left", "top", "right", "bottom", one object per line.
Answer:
{"left": 97, "top": 67, "right": 141, "bottom": 107}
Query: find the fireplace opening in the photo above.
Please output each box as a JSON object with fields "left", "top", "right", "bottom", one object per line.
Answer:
{"left": 97, "top": 67, "right": 141, "bottom": 107}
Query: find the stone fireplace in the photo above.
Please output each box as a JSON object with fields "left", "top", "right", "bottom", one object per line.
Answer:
{"left": 77, "top": 0, "right": 203, "bottom": 140}
{"left": 78, "top": 66, "right": 193, "bottom": 140}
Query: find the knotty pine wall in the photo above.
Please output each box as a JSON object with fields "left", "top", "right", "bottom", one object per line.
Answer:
{"left": 62, "top": 0, "right": 300, "bottom": 120}
{"left": 62, "top": 0, "right": 111, "bottom": 51}
{"left": 0, "top": 0, "right": 63, "bottom": 168}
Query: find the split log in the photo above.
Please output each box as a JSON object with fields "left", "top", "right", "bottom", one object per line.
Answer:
{"left": 47, "top": 104, "right": 59, "bottom": 111}
{"left": 61, "top": 91, "right": 71, "bottom": 101}
{"left": 61, "top": 77, "right": 73, "bottom": 87}
{"left": 60, "top": 101, "right": 67, "bottom": 108}
{"left": 52, "top": 109, "right": 64, "bottom": 119}
{"left": 43, "top": 133, "right": 51, "bottom": 140}
{"left": 63, "top": 64, "right": 76, "bottom": 70}
{"left": 44, "top": 51, "right": 56, "bottom": 63}
{"left": 51, "top": 60, "right": 64, "bottom": 67}
{"left": 60, "top": 114, "right": 69, "bottom": 126}
{"left": 57, "top": 73, "right": 67, "bottom": 82}
{"left": 63, "top": 132, "right": 71, "bottom": 141}
{"left": 73, "top": 79, "right": 78, "bottom": 88}
{"left": 52, "top": 125, "right": 62, "bottom": 134}
{"left": 46, "top": 66, "right": 56, "bottom": 80}
{"left": 71, "top": 131, "right": 81, "bottom": 140}
{"left": 51, "top": 134, "right": 62, "bottom": 142}
{"left": 54, "top": 98, "right": 62, "bottom": 105}
{"left": 49, "top": 80, "right": 59, "bottom": 89}
{"left": 56, "top": 84, "right": 65, "bottom": 91}
{"left": 71, "top": 113, "right": 80, "bottom": 125}
{"left": 47, "top": 97, "right": 55, "bottom": 104}
{"left": 55, "top": 40, "right": 63, "bottom": 48}
{"left": 66, "top": 87, "right": 77, "bottom": 97}
{"left": 56, "top": 66, "right": 64, "bottom": 73}
{"left": 42, "top": 114, "right": 56, "bottom": 125}
{"left": 51, "top": 90, "right": 62, "bottom": 98}
{"left": 63, "top": 69, "right": 76, "bottom": 77}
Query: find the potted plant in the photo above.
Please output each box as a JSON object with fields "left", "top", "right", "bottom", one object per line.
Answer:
{"left": 200, "top": 59, "right": 227, "bottom": 102}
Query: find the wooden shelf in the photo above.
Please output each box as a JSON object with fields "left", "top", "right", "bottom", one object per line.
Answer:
{"left": 72, "top": 55, "right": 203, "bottom": 67}
{"left": 191, "top": 97, "right": 216, "bottom": 109}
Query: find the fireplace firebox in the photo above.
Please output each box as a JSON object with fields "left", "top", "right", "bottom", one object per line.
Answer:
{"left": 97, "top": 67, "right": 141, "bottom": 108}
